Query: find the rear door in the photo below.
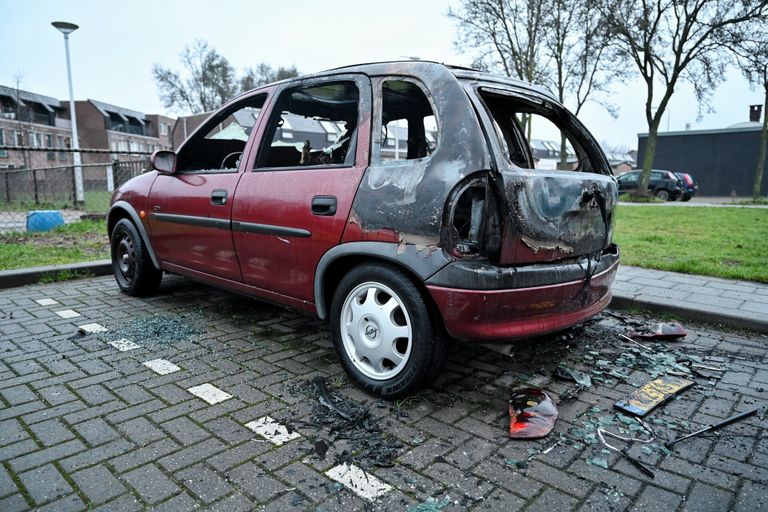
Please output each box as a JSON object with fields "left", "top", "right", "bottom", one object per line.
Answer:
{"left": 470, "top": 86, "right": 618, "bottom": 264}
{"left": 232, "top": 76, "right": 371, "bottom": 304}
{"left": 148, "top": 93, "right": 269, "bottom": 280}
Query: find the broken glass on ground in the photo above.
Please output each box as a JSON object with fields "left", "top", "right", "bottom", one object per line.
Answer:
{"left": 553, "top": 366, "right": 592, "bottom": 387}
{"left": 508, "top": 388, "right": 559, "bottom": 439}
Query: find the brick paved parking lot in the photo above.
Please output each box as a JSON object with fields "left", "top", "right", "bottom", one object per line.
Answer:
{"left": 1, "top": 275, "right": 767, "bottom": 511}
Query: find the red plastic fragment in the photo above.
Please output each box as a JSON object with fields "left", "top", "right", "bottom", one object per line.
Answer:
{"left": 508, "top": 388, "right": 558, "bottom": 439}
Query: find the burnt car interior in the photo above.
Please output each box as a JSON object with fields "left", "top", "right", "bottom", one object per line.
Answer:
{"left": 380, "top": 80, "right": 437, "bottom": 162}
{"left": 480, "top": 91, "right": 601, "bottom": 174}
{"left": 175, "top": 94, "right": 267, "bottom": 172}
{"left": 257, "top": 82, "right": 359, "bottom": 168}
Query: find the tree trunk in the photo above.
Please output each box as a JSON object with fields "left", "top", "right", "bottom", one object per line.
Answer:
{"left": 637, "top": 119, "right": 661, "bottom": 197}
{"left": 754, "top": 85, "right": 768, "bottom": 199}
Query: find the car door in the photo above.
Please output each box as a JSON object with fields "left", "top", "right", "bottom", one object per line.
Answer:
{"left": 231, "top": 76, "right": 371, "bottom": 306}
{"left": 617, "top": 172, "right": 639, "bottom": 193}
{"left": 147, "top": 92, "right": 269, "bottom": 281}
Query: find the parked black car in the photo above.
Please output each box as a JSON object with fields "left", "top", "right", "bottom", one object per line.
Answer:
{"left": 674, "top": 172, "right": 698, "bottom": 201}
{"left": 617, "top": 169, "right": 683, "bottom": 201}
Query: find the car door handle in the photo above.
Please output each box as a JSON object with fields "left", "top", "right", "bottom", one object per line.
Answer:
{"left": 312, "top": 195, "right": 337, "bottom": 216}
{"left": 211, "top": 189, "right": 227, "bottom": 206}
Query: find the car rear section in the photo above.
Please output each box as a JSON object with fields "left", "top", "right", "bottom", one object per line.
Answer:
{"left": 423, "top": 74, "right": 619, "bottom": 341}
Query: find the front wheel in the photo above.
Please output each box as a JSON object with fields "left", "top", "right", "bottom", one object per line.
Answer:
{"left": 111, "top": 218, "right": 162, "bottom": 296}
{"left": 330, "top": 263, "right": 444, "bottom": 398}
{"left": 655, "top": 189, "right": 671, "bottom": 201}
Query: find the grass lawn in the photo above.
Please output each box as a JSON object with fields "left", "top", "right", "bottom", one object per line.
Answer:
{"left": 614, "top": 205, "right": 768, "bottom": 283}
{"left": 0, "top": 219, "right": 109, "bottom": 270}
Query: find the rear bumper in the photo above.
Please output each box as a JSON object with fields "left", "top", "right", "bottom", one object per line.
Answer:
{"left": 425, "top": 246, "right": 619, "bottom": 342}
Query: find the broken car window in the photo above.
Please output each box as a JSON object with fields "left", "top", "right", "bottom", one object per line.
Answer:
{"left": 480, "top": 91, "right": 596, "bottom": 173}
{"left": 378, "top": 80, "right": 437, "bottom": 164}
{"left": 257, "top": 82, "right": 359, "bottom": 169}
{"left": 176, "top": 94, "right": 267, "bottom": 172}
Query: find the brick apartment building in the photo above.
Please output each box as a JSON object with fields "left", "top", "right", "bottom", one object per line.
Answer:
{"left": 0, "top": 85, "right": 74, "bottom": 170}
{"left": 0, "top": 84, "right": 175, "bottom": 169}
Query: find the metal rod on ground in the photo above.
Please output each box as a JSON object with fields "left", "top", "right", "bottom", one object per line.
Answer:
{"left": 665, "top": 408, "right": 759, "bottom": 448}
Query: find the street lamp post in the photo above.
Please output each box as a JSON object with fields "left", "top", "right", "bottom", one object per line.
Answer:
{"left": 52, "top": 21, "right": 84, "bottom": 206}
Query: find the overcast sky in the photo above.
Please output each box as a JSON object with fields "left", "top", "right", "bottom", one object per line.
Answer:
{"left": 1, "top": 0, "right": 763, "bottom": 150}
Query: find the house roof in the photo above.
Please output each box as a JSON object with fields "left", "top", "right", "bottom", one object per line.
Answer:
{"left": 0, "top": 84, "right": 61, "bottom": 111}
{"left": 89, "top": 99, "right": 147, "bottom": 124}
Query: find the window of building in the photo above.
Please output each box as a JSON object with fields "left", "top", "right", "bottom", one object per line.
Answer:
{"left": 46, "top": 134, "right": 54, "bottom": 160}
{"left": 0, "top": 129, "right": 7, "bottom": 158}
{"left": 15, "top": 130, "right": 22, "bottom": 147}
{"left": 377, "top": 80, "right": 437, "bottom": 164}
{"left": 257, "top": 82, "right": 358, "bottom": 169}
{"left": 160, "top": 122, "right": 168, "bottom": 136}
{"left": 57, "top": 135, "right": 66, "bottom": 160}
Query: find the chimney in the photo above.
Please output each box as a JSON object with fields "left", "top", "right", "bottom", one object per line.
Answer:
{"left": 750, "top": 104, "right": 762, "bottom": 123}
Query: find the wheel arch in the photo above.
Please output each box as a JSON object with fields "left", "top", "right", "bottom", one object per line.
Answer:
{"left": 314, "top": 242, "right": 452, "bottom": 320}
{"left": 108, "top": 201, "right": 160, "bottom": 269}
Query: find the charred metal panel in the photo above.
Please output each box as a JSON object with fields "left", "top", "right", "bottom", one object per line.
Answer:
{"left": 343, "top": 63, "right": 492, "bottom": 250}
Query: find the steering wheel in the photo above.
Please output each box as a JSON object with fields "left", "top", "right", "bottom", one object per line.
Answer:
{"left": 220, "top": 151, "right": 242, "bottom": 169}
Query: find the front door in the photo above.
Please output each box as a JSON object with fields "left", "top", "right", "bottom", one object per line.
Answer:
{"left": 148, "top": 93, "right": 269, "bottom": 281}
{"left": 232, "top": 77, "right": 371, "bottom": 305}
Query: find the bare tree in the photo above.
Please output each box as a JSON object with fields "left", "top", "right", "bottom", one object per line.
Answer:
{"left": 449, "top": 0, "right": 622, "bottom": 166}
{"left": 240, "top": 63, "right": 300, "bottom": 91}
{"left": 449, "top": 0, "right": 550, "bottom": 136}
{"left": 727, "top": 32, "right": 768, "bottom": 199}
{"left": 152, "top": 40, "right": 239, "bottom": 114}
{"left": 545, "top": 0, "right": 624, "bottom": 167}
{"left": 599, "top": 0, "right": 768, "bottom": 196}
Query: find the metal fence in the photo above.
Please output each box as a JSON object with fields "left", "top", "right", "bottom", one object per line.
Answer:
{"left": 0, "top": 148, "right": 149, "bottom": 232}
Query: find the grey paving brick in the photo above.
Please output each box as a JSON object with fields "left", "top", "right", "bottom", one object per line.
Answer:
{"left": 157, "top": 437, "right": 226, "bottom": 472}
{"left": 0, "top": 384, "right": 37, "bottom": 405}
{"left": 59, "top": 438, "right": 134, "bottom": 472}
{"left": 0, "top": 465, "right": 18, "bottom": 497}
{"left": 73, "top": 417, "right": 120, "bottom": 446}
{"left": 207, "top": 439, "right": 273, "bottom": 472}
{"left": 160, "top": 416, "right": 210, "bottom": 446}
{"left": 527, "top": 488, "right": 580, "bottom": 512}
{"left": 206, "top": 492, "right": 255, "bottom": 512}
{"left": 525, "top": 459, "right": 592, "bottom": 498}
{"left": 17, "top": 463, "right": 72, "bottom": 505}
{"left": 71, "top": 464, "right": 127, "bottom": 505}
{"left": 682, "top": 481, "right": 733, "bottom": 512}
{"left": 123, "top": 463, "right": 181, "bottom": 505}
{"left": 0, "top": 494, "right": 29, "bottom": 512}
{"left": 0, "top": 419, "right": 29, "bottom": 447}
{"left": 116, "top": 416, "right": 165, "bottom": 445}
{"left": 176, "top": 463, "right": 233, "bottom": 503}
{"left": 227, "top": 462, "right": 287, "bottom": 502}
{"left": 109, "top": 438, "right": 180, "bottom": 473}
{"left": 27, "top": 418, "right": 76, "bottom": 447}
{"left": 630, "top": 485, "right": 684, "bottom": 512}
{"left": 8, "top": 438, "right": 85, "bottom": 472}
{"left": 147, "top": 491, "right": 197, "bottom": 512}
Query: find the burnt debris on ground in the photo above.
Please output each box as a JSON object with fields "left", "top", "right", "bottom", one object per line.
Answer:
{"left": 292, "top": 376, "right": 403, "bottom": 469}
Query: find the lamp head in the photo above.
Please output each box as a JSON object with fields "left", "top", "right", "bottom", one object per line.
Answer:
{"left": 52, "top": 21, "right": 79, "bottom": 35}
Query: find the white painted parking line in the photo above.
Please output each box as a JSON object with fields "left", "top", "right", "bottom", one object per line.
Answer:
{"left": 245, "top": 416, "right": 301, "bottom": 445}
{"left": 108, "top": 338, "right": 140, "bottom": 352}
{"left": 325, "top": 463, "right": 392, "bottom": 501}
{"left": 55, "top": 309, "right": 81, "bottom": 319}
{"left": 143, "top": 359, "right": 180, "bottom": 375}
{"left": 35, "top": 298, "right": 59, "bottom": 306}
{"left": 78, "top": 323, "right": 108, "bottom": 334}
{"left": 187, "top": 383, "right": 232, "bottom": 405}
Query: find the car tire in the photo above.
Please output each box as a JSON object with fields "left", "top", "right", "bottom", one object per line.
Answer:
{"left": 681, "top": 196, "right": 692, "bottom": 202}
{"left": 655, "top": 189, "right": 670, "bottom": 201}
{"left": 111, "top": 218, "right": 162, "bottom": 296}
{"left": 329, "top": 262, "right": 444, "bottom": 399}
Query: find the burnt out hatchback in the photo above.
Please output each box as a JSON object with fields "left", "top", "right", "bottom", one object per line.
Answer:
{"left": 108, "top": 61, "right": 619, "bottom": 398}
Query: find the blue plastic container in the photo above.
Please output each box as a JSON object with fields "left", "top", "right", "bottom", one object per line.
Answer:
{"left": 26, "top": 210, "right": 65, "bottom": 232}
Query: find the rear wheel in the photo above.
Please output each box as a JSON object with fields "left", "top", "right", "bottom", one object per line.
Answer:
{"left": 330, "top": 263, "right": 445, "bottom": 398}
{"left": 655, "top": 189, "right": 670, "bottom": 201}
{"left": 111, "top": 218, "right": 162, "bottom": 296}
{"left": 681, "top": 195, "right": 692, "bottom": 202}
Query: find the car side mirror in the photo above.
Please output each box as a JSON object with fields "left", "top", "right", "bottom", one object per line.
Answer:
{"left": 151, "top": 150, "right": 176, "bottom": 174}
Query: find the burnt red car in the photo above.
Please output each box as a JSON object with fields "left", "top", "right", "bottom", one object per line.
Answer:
{"left": 109, "top": 61, "right": 619, "bottom": 397}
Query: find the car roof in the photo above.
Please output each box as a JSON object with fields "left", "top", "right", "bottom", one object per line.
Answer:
{"left": 236, "top": 60, "right": 557, "bottom": 103}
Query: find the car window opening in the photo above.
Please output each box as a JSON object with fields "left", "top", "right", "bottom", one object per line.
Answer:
{"left": 176, "top": 94, "right": 267, "bottom": 172}
{"left": 480, "top": 91, "right": 596, "bottom": 173}
{"left": 257, "top": 82, "right": 359, "bottom": 169}
{"left": 379, "top": 80, "right": 437, "bottom": 164}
